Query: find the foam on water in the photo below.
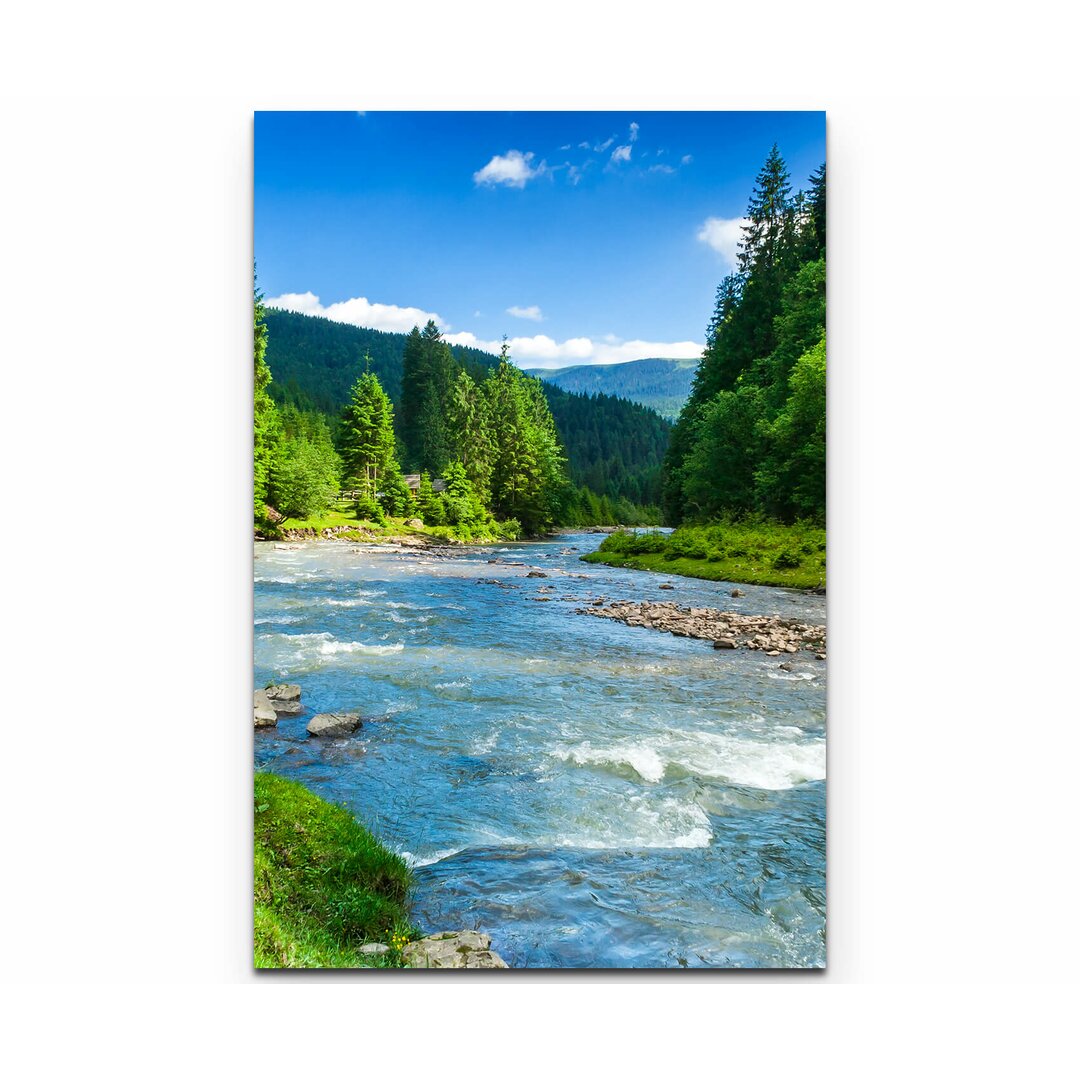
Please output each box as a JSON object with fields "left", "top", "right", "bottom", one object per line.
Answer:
{"left": 400, "top": 847, "right": 466, "bottom": 869}
{"left": 318, "top": 640, "right": 404, "bottom": 656}
{"left": 542, "top": 794, "right": 713, "bottom": 850}
{"left": 552, "top": 728, "right": 825, "bottom": 790}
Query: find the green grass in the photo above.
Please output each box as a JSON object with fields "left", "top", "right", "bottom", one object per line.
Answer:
{"left": 581, "top": 522, "right": 826, "bottom": 590}
{"left": 272, "top": 500, "right": 519, "bottom": 544}
{"left": 254, "top": 772, "right": 417, "bottom": 969}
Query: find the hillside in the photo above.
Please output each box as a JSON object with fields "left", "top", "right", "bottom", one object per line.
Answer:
{"left": 526, "top": 357, "right": 699, "bottom": 420}
{"left": 263, "top": 308, "right": 671, "bottom": 508}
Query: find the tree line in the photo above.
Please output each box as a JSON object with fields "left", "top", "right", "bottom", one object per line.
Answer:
{"left": 260, "top": 307, "right": 669, "bottom": 523}
{"left": 662, "top": 146, "right": 826, "bottom": 525}
{"left": 254, "top": 290, "right": 653, "bottom": 534}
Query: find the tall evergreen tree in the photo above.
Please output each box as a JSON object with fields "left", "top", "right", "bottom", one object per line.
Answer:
{"left": 484, "top": 340, "right": 567, "bottom": 533}
{"left": 339, "top": 363, "right": 401, "bottom": 503}
{"left": 737, "top": 143, "right": 795, "bottom": 277}
{"left": 398, "top": 320, "right": 456, "bottom": 474}
{"left": 254, "top": 271, "right": 280, "bottom": 519}
{"left": 445, "top": 369, "right": 494, "bottom": 498}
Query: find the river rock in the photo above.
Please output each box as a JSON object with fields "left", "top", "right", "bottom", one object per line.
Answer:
{"left": 253, "top": 689, "right": 277, "bottom": 728}
{"left": 659, "top": 583, "right": 675, "bottom": 590}
{"left": 266, "top": 683, "right": 301, "bottom": 702}
{"left": 265, "top": 684, "right": 303, "bottom": 714}
{"left": 401, "top": 931, "right": 509, "bottom": 970}
{"left": 359, "top": 943, "right": 390, "bottom": 956}
{"left": 578, "top": 600, "right": 826, "bottom": 655}
{"left": 306, "top": 712, "right": 361, "bottom": 737}
{"left": 731, "top": 588, "right": 746, "bottom": 597}
{"left": 526, "top": 570, "right": 548, "bottom": 578}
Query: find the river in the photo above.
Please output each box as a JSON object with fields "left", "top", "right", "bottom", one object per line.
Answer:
{"left": 254, "top": 531, "right": 826, "bottom": 968}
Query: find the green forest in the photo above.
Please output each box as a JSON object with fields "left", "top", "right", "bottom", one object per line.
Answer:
{"left": 254, "top": 145, "right": 824, "bottom": 548}
{"left": 255, "top": 305, "right": 671, "bottom": 537}
{"left": 663, "top": 148, "right": 825, "bottom": 526}
{"left": 255, "top": 300, "right": 665, "bottom": 536}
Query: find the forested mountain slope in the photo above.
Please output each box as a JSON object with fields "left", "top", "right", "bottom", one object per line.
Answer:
{"left": 264, "top": 308, "right": 671, "bottom": 507}
{"left": 527, "top": 358, "right": 698, "bottom": 420}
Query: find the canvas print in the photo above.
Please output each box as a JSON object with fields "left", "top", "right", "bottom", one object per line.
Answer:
{"left": 253, "top": 111, "right": 826, "bottom": 969}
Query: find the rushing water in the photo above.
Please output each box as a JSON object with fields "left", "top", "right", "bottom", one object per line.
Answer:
{"left": 254, "top": 532, "right": 826, "bottom": 968}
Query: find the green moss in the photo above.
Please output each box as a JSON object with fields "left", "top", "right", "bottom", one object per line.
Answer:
{"left": 581, "top": 522, "right": 826, "bottom": 590}
{"left": 253, "top": 772, "right": 417, "bottom": 969}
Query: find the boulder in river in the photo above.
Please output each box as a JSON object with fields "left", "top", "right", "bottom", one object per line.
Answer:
{"left": 265, "top": 684, "right": 304, "bottom": 715}
{"left": 401, "top": 931, "right": 508, "bottom": 969}
{"left": 658, "top": 583, "right": 675, "bottom": 590}
{"left": 253, "top": 689, "right": 278, "bottom": 728}
{"left": 526, "top": 570, "right": 548, "bottom": 578}
{"left": 306, "top": 712, "right": 361, "bottom": 737}
{"left": 266, "top": 683, "right": 301, "bottom": 702}
{"left": 730, "top": 588, "right": 746, "bottom": 598}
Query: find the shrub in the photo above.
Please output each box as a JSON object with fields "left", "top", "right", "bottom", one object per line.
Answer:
{"left": 773, "top": 549, "right": 803, "bottom": 569}
{"left": 355, "top": 495, "right": 386, "bottom": 525}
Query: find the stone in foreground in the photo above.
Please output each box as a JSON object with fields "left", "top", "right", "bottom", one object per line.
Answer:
{"left": 306, "top": 712, "right": 361, "bottom": 737}
{"left": 402, "top": 931, "right": 509, "bottom": 969}
{"left": 253, "top": 689, "right": 278, "bottom": 728}
{"left": 359, "top": 943, "right": 390, "bottom": 956}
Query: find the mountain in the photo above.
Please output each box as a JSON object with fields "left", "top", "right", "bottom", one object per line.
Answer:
{"left": 525, "top": 357, "right": 700, "bottom": 420}
{"left": 263, "top": 308, "right": 671, "bottom": 507}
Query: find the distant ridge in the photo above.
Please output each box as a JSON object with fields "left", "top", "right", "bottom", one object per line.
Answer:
{"left": 525, "top": 357, "right": 699, "bottom": 420}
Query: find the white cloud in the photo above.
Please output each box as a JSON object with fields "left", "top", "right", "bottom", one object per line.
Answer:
{"left": 567, "top": 164, "right": 583, "bottom": 186}
{"left": 629, "top": 121, "right": 639, "bottom": 143}
{"left": 559, "top": 143, "right": 571, "bottom": 150}
{"left": 443, "top": 330, "right": 703, "bottom": 368}
{"left": 473, "top": 149, "right": 545, "bottom": 188}
{"left": 578, "top": 141, "right": 591, "bottom": 149}
{"left": 506, "top": 304, "right": 544, "bottom": 322}
{"left": 595, "top": 136, "right": 614, "bottom": 152}
{"left": 649, "top": 163, "right": 675, "bottom": 175}
{"left": 610, "top": 144, "right": 632, "bottom": 165}
{"left": 696, "top": 216, "right": 749, "bottom": 270}
{"left": 681, "top": 154, "right": 693, "bottom": 166}
{"left": 265, "top": 291, "right": 447, "bottom": 333}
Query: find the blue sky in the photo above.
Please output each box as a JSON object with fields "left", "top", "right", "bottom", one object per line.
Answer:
{"left": 255, "top": 111, "right": 825, "bottom": 367}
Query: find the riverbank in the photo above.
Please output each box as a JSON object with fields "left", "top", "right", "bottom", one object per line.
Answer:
{"left": 254, "top": 772, "right": 416, "bottom": 968}
{"left": 255, "top": 501, "right": 520, "bottom": 545}
{"left": 580, "top": 522, "right": 826, "bottom": 590}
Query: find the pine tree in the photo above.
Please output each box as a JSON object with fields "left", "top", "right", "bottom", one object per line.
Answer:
{"left": 445, "top": 369, "right": 494, "bottom": 499}
{"left": 398, "top": 320, "right": 455, "bottom": 474}
{"left": 737, "top": 143, "right": 794, "bottom": 277}
{"left": 806, "top": 162, "right": 826, "bottom": 261}
{"left": 415, "top": 471, "right": 445, "bottom": 525}
{"left": 484, "top": 340, "right": 567, "bottom": 533}
{"left": 254, "top": 271, "right": 280, "bottom": 520}
{"left": 339, "top": 363, "right": 401, "bottom": 506}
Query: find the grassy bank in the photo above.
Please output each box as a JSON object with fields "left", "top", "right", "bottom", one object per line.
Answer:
{"left": 581, "top": 522, "right": 826, "bottom": 590}
{"left": 254, "top": 773, "right": 417, "bottom": 968}
{"left": 263, "top": 499, "right": 521, "bottom": 544}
